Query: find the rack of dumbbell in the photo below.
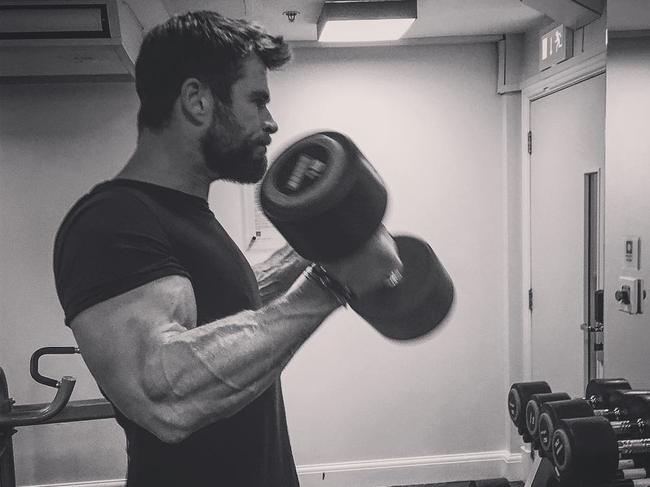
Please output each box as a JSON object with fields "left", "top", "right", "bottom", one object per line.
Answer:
{"left": 509, "top": 378, "right": 650, "bottom": 487}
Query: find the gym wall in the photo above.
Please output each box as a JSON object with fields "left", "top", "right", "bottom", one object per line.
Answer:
{"left": 0, "top": 42, "right": 512, "bottom": 486}
{"left": 0, "top": 82, "right": 135, "bottom": 484}
{"left": 265, "top": 43, "right": 512, "bottom": 483}
{"left": 603, "top": 36, "right": 650, "bottom": 387}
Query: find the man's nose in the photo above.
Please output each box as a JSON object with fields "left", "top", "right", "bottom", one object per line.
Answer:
{"left": 263, "top": 108, "right": 278, "bottom": 134}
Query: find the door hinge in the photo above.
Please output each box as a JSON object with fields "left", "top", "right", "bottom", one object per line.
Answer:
{"left": 529, "top": 288, "right": 534, "bottom": 311}
{"left": 527, "top": 131, "right": 533, "bottom": 155}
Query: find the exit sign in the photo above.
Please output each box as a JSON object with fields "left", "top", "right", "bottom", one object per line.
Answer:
{"left": 539, "top": 25, "right": 573, "bottom": 71}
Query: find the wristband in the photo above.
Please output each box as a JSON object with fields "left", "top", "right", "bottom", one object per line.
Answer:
{"left": 303, "top": 263, "right": 351, "bottom": 306}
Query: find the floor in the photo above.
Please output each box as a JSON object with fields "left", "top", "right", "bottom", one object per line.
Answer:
{"left": 390, "top": 482, "right": 524, "bottom": 487}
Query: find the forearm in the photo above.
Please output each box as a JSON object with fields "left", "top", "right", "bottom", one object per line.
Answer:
{"left": 143, "top": 275, "right": 338, "bottom": 441}
{"left": 253, "top": 244, "right": 309, "bottom": 304}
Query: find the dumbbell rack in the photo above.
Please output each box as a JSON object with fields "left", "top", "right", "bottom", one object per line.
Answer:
{"left": 0, "top": 347, "right": 114, "bottom": 487}
{"left": 522, "top": 451, "right": 566, "bottom": 487}
{"left": 511, "top": 379, "right": 650, "bottom": 487}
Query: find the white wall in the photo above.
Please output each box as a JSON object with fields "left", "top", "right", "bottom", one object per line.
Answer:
{"left": 0, "top": 82, "right": 135, "bottom": 485}
{"left": 0, "top": 41, "right": 516, "bottom": 486}
{"left": 603, "top": 36, "right": 650, "bottom": 385}
{"left": 267, "top": 43, "right": 512, "bottom": 481}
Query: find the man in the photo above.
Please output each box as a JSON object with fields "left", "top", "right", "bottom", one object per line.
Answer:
{"left": 54, "top": 11, "right": 401, "bottom": 486}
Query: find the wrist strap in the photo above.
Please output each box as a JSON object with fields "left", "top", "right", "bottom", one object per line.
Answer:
{"left": 303, "top": 263, "right": 351, "bottom": 306}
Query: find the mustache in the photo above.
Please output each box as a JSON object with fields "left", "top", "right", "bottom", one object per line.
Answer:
{"left": 254, "top": 134, "right": 272, "bottom": 146}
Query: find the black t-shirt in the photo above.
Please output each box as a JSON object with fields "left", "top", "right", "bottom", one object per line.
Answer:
{"left": 53, "top": 179, "right": 299, "bottom": 487}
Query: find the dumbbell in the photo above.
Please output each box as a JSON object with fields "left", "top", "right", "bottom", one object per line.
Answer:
{"left": 538, "top": 391, "right": 650, "bottom": 459}
{"left": 508, "top": 381, "right": 552, "bottom": 442}
{"left": 526, "top": 379, "right": 633, "bottom": 446}
{"left": 523, "top": 391, "right": 572, "bottom": 455}
{"left": 508, "top": 379, "right": 631, "bottom": 444}
{"left": 552, "top": 416, "right": 650, "bottom": 483}
{"left": 260, "top": 131, "right": 454, "bottom": 340}
{"left": 591, "top": 481, "right": 650, "bottom": 487}
{"left": 615, "top": 458, "right": 650, "bottom": 480}
{"left": 552, "top": 457, "right": 649, "bottom": 485}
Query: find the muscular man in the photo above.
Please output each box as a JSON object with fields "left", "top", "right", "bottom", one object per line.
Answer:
{"left": 53, "top": 11, "right": 401, "bottom": 487}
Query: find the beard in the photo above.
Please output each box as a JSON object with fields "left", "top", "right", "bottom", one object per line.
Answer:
{"left": 200, "top": 106, "right": 268, "bottom": 184}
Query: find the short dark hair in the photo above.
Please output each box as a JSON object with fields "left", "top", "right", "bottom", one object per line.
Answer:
{"left": 135, "top": 11, "right": 291, "bottom": 131}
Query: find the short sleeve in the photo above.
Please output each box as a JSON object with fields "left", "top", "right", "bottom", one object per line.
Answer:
{"left": 53, "top": 188, "right": 190, "bottom": 326}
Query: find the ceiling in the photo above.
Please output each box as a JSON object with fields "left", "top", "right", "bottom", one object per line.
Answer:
{"left": 129, "top": 0, "right": 548, "bottom": 43}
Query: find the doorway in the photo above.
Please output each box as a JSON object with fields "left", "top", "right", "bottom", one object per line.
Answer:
{"left": 529, "top": 73, "right": 606, "bottom": 396}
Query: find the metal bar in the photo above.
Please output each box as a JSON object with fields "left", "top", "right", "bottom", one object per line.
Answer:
{"left": 0, "top": 377, "right": 75, "bottom": 428}
{"left": 9, "top": 399, "right": 114, "bottom": 425}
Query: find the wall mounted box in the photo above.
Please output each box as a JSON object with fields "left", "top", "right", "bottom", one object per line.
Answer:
{"left": 0, "top": 0, "right": 142, "bottom": 79}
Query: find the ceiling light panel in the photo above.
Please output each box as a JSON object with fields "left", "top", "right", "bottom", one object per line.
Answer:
{"left": 317, "top": 0, "right": 417, "bottom": 42}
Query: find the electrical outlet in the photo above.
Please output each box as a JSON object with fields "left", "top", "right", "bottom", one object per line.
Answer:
{"left": 616, "top": 277, "right": 645, "bottom": 314}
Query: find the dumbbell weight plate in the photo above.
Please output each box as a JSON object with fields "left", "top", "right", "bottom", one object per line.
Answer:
{"left": 625, "top": 394, "right": 650, "bottom": 420}
{"left": 538, "top": 399, "right": 595, "bottom": 455}
{"left": 508, "top": 382, "right": 552, "bottom": 437}
{"left": 349, "top": 235, "right": 454, "bottom": 340}
{"left": 586, "top": 378, "right": 632, "bottom": 406}
{"left": 552, "top": 416, "right": 620, "bottom": 483}
{"left": 526, "top": 392, "right": 571, "bottom": 437}
{"left": 260, "top": 131, "right": 388, "bottom": 261}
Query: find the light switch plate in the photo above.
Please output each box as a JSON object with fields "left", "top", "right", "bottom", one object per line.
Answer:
{"left": 623, "top": 236, "right": 641, "bottom": 270}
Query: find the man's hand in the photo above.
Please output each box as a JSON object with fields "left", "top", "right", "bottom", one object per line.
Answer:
{"left": 321, "top": 225, "right": 403, "bottom": 297}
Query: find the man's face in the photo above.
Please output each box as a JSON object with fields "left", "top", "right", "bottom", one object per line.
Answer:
{"left": 201, "top": 54, "right": 278, "bottom": 184}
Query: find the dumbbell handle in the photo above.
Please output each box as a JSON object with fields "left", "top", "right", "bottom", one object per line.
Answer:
{"left": 586, "top": 394, "right": 603, "bottom": 407}
{"left": 620, "top": 459, "right": 638, "bottom": 470}
{"left": 615, "top": 468, "right": 648, "bottom": 480}
{"left": 611, "top": 419, "right": 650, "bottom": 437}
{"left": 598, "top": 480, "right": 650, "bottom": 487}
{"left": 619, "top": 438, "right": 650, "bottom": 455}
{"left": 596, "top": 406, "right": 629, "bottom": 421}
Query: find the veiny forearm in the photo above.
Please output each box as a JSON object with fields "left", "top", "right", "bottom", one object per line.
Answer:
{"left": 144, "top": 276, "right": 338, "bottom": 441}
{"left": 254, "top": 245, "right": 309, "bottom": 305}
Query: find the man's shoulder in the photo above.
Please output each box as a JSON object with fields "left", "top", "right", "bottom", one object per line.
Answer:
{"left": 70, "top": 179, "right": 156, "bottom": 215}
{"left": 54, "top": 180, "right": 165, "bottom": 254}
{"left": 63, "top": 180, "right": 161, "bottom": 227}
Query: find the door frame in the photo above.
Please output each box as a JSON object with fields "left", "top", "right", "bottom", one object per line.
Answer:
{"left": 519, "top": 51, "right": 607, "bottom": 382}
{"left": 582, "top": 167, "right": 606, "bottom": 381}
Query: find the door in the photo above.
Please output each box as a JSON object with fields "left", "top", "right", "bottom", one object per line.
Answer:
{"left": 529, "top": 73, "right": 606, "bottom": 397}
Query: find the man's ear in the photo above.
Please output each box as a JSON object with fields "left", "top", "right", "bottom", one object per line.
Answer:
{"left": 179, "top": 78, "right": 212, "bottom": 126}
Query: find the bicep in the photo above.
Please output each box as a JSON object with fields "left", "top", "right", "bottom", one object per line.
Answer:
{"left": 54, "top": 190, "right": 190, "bottom": 327}
{"left": 70, "top": 275, "right": 197, "bottom": 418}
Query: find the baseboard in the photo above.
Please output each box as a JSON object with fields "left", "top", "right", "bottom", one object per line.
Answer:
{"left": 24, "top": 451, "right": 523, "bottom": 487}
{"left": 297, "top": 450, "right": 524, "bottom": 487}
{"left": 26, "top": 481, "right": 125, "bottom": 487}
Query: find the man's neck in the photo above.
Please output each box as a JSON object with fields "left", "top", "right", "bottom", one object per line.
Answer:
{"left": 117, "top": 129, "right": 213, "bottom": 200}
